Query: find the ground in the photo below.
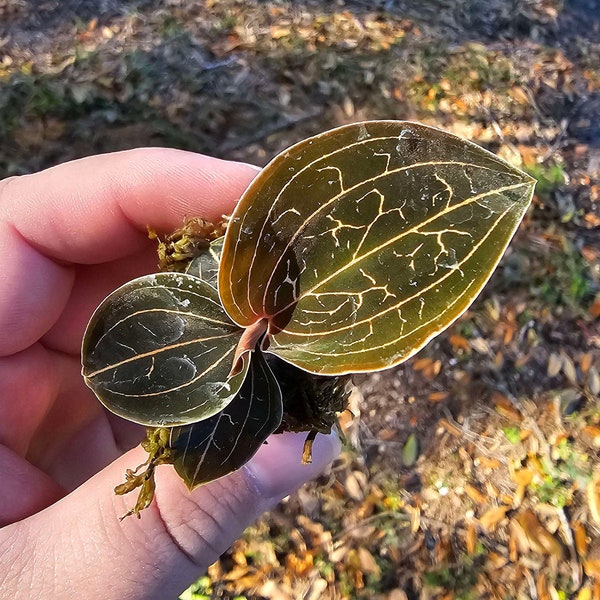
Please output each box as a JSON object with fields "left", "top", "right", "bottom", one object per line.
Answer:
{"left": 1, "top": 0, "right": 600, "bottom": 598}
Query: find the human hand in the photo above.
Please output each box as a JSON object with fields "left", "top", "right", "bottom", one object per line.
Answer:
{"left": 0, "top": 149, "right": 340, "bottom": 599}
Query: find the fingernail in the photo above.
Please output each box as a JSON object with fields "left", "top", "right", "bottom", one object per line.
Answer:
{"left": 245, "top": 431, "right": 341, "bottom": 500}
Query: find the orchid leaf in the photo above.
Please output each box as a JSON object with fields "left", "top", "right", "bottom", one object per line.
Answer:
{"left": 219, "top": 121, "right": 535, "bottom": 375}
{"left": 82, "top": 272, "right": 248, "bottom": 426}
{"left": 184, "top": 236, "right": 224, "bottom": 288}
{"left": 167, "top": 348, "right": 282, "bottom": 488}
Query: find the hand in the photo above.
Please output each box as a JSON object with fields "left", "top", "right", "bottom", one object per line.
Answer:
{"left": 0, "top": 149, "right": 340, "bottom": 599}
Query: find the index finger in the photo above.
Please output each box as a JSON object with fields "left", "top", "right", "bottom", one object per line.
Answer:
{"left": 0, "top": 148, "right": 259, "bottom": 264}
{"left": 0, "top": 149, "right": 259, "bottom": 355}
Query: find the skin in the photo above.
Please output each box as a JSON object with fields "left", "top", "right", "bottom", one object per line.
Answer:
{"left": 0, "top": 148, "right": 340, "bottom": 599}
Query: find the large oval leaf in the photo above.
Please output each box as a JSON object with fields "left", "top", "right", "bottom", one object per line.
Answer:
{"left": 167, "top": 348, "right": 282, "bottom": 488}
{"left": 219, "top": 121, "right": 535, "bottom": 375}
{"left": 82, "top": 272, "right": 248, "bottom": 426}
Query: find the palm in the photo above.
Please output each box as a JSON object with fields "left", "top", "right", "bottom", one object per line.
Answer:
{"left": 6, "top": 249, "right": 159, "bottom": 515}
{"left": 0, "top": 149, "right": 258, "bottom": 524}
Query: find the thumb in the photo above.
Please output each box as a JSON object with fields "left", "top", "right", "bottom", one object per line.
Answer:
{"left": 0, "top": 431, "right": 340, "bottom": 600}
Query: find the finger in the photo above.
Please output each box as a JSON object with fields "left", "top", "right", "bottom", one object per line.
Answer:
{"left": 0, "top": 149, "right": 258, "bottom": 355}
{"left": 0, "top": 432, "right": 340, "bottom": 600}
{"left": 0, "top": 345, "right": 60, "bottom": 456}
{"left": 0, "top": 148, "right": 259, "bottom": 264}
{"left": 0, "top": 445, "right": 65, "bottom": 526}
{"left": 40, "top": 247, "right": 159, "bottom": 355}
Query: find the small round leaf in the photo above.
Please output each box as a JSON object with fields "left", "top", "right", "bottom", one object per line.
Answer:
{"left": 82, "top": 272, "right": 248, "bottom": 426}
{"left": 168, "top": 348, "right": 283, "bottom": 488}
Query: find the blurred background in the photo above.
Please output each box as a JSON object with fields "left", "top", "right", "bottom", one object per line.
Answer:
{"left": 1, "top": 1, "right": 600, "bottom": 598}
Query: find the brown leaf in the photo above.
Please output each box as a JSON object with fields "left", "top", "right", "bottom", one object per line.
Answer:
{"left": 547, "top": 352, "right": 563, "bottom": 378}
{"left": 537, "top": 571, "right": 550, "bottom": 600}
{"left": 509, "top": 518, "right": 529, "bottom": 558}
{"left": 492, "top": 392, "right": 523, "bottom": 422}
{"left": 285, "top": 551, "right": 314, "bottom": 578}
{"left": 588, "top": 476, "right": 600, "bottom": 526}
{"left": 574, "top": 521, "right": 589, "bottom": 558}
{"left": 476, "top": 457, "right": 501, "bottom": 470}
{"left": 413, "top": 357, "right": 433, "bottom": 372}
{"left": 513, "top": 484, "right": 528, "bottom": 508}
{"left": 585, "top": 559, "right": 600, "bottom": 578}
{"left": 589, "top": 300, "right": 600, "bottom": 319}
{"left": 357, "top": 547, "right": 380, "bottom": 575}
{"left": 464, "top": 484, "right": 487, "bottom": 504}
{"left": 479, "top": 505, "right": 510, "bottom": 532}
{"left": 583, "top": 426, "right": 600, "bottom": 448}
{"left": 449, "top": 334, "right": 471, "bottom": 352}
{"left": 516, "top": 509, "right": 563, "bottom": 557}
{"left": 581, "top": 353, "right": 593, "bottom": 375}
{"left": 512, "top": 468, "right": 534, "bottom": 487}
{"left": 466, "top": 521, "right": 478, "bottom": 555}
{"left": 589, "top": 367, "right": 600, "bottom": 396}
{"left": 562, "top": 354, "right": 579, "bottom": 385}
{"left": 438, "top": 418, "right": 461, "bottom": 437}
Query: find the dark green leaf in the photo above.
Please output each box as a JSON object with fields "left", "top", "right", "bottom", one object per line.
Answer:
{"left": 184, "top": 236, "right": 224, "bottom": 288}
{"left": 402, "top": 433, "right": 419, "bottom": 467}
{"left": 219, "top": 121, "right": 535, "bottom": 374}
{"left": 82, "top": 272, "right": 248, "bottom": 426}
{"left": 168, "top": 349, "right": 283, "bottom": 488}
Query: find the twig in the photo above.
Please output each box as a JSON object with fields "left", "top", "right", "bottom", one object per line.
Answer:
{"left": 216, "top": 110, "right": 322, "bottom": 156}
{"left": 441, "top": 408, "right": 502, "bottom": 458}
{"left": 332, "top": 510, "right": 407, "bottom": 543}
{"left": 556, "top": 506, "right": 583, "bottom": 591}
{"left": 522, "top": 568, "right": 538, "bottom": 600}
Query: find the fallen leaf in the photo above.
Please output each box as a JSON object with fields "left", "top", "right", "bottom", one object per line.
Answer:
{"left": 585, "top": 559, "right": 600, "bottom": 578}
{"left": 479, "top": 505, "right": 510, "bottom": 532}
{"left": 470, "top": 337, "right": 490, "bottom": 354}
{"left": 509, "top": 519, "right": 528, "bottom": 559}
{"left": 588, "top": 476, "right": 600, "bottom": 526}
{"left": 562, "top": 354, "right": 579, "bottom": 385}
{"left": 577, "top": 586, "right": 592, "bottom": 600}
{"left": 510, "top": 464, "right": 532, "bottom": 504}
{"left": 547, "top": 352, "right": 563, "bottom": 377}
{"left": 449, "top": 334, "right": 471, "bottom": 352}
{"left": 285, "top": 551, "right": 314, "bottom": 578}
{"left": 537, "top": 571, "right": 550, "bottom": 600}
{"left": 493, "top": 392, "right": 523, "bottom": 422}
{"left": 413, "top": 357, "right": 434, "bottom": 371}
{"left": 437, "top": 418, "right": 462, "bottom": 437}
{"left": 465, "top": 520, "right": 478, "bottom": 555}
{"left": 476, "top": 457, "right": 501, "bottom": 470}
{"left": 344, "top": 471, "right": 367, "bottom": 502}
{"left": 583, "top": 426, "right": 600, "bottom": 448}
{"left": 589, "top": 367, "right": 600, "bottom": 396}
{"left": 581, "top": 353, "right": 593, "bottom": 375}
{"left": 516, "top": 509, "right": 563, "bottom": 557}
{"left": 402, "top": 433, "right": 419, "bottom": 467}
{"left": 574, "top": 521, "right": 589, "bottom": 558}
{"left": 357, "top": 547, "right": 380, "bottom": 575}
{"left": 464, "top": 484, "right": 487, "bottom": 504}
